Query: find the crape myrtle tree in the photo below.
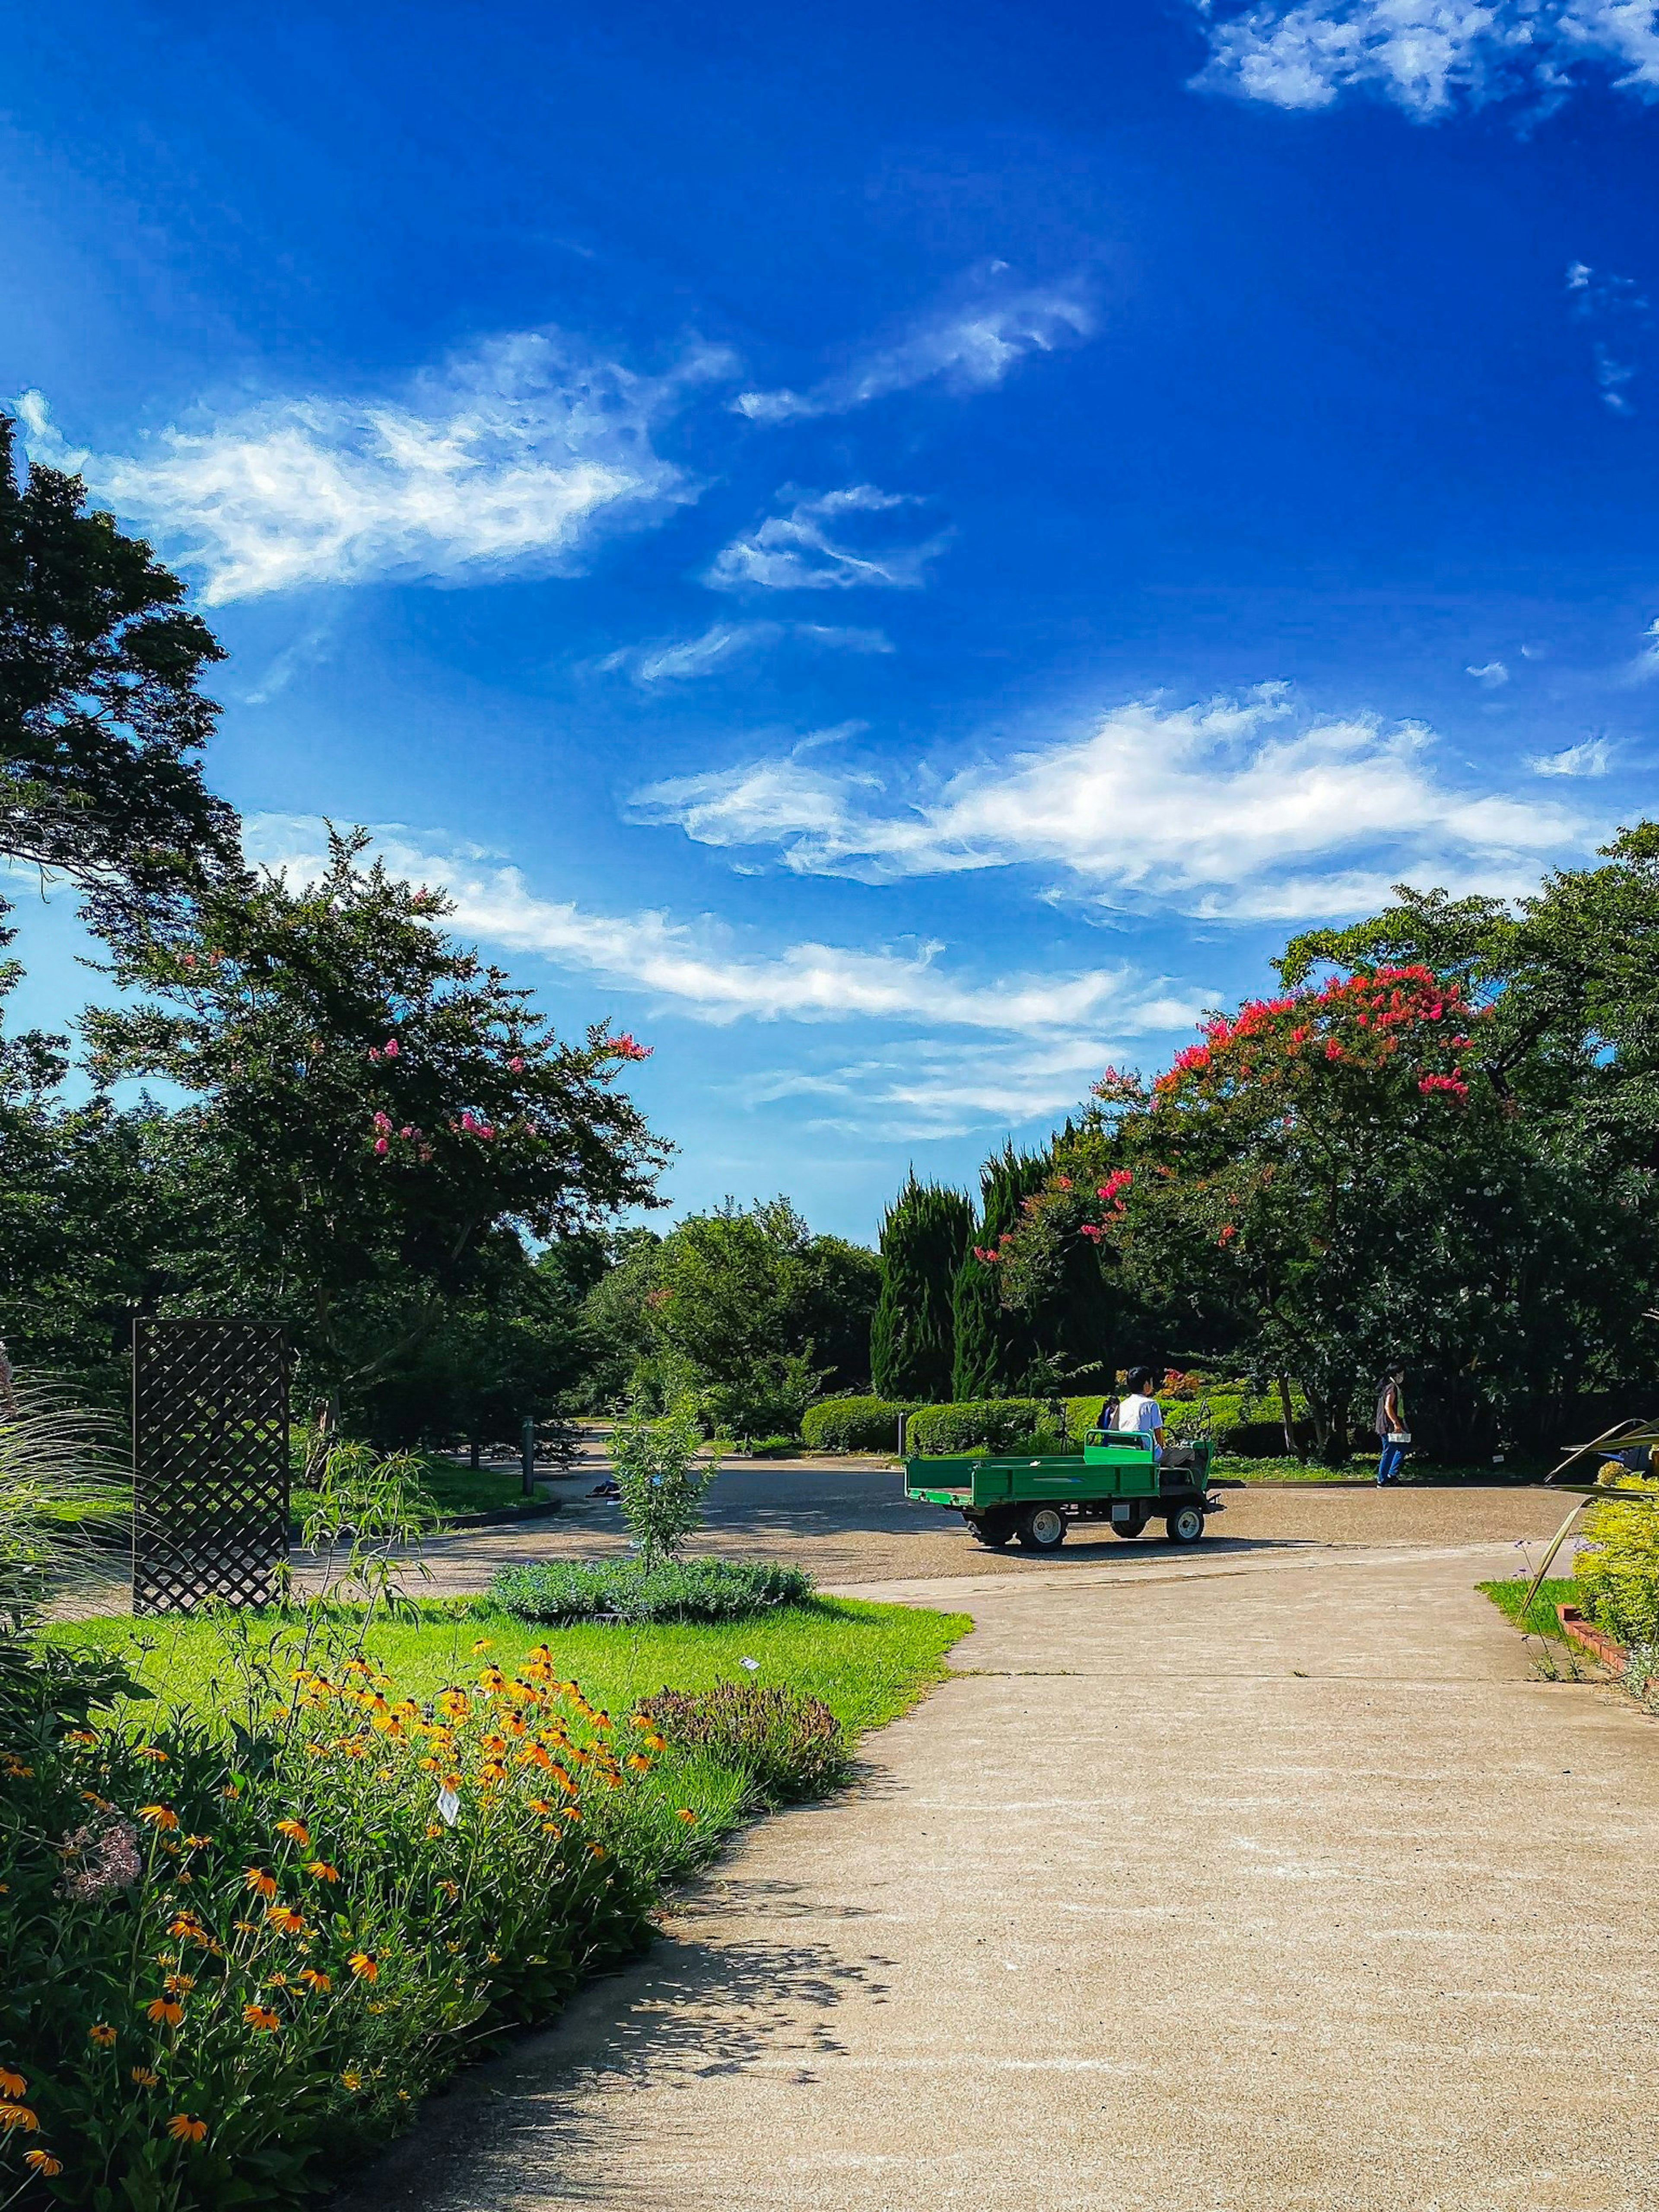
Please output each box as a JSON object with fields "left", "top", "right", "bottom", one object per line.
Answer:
{"left": 870, "top": 1174, "right": 973, "bottom": 1403}
{"left": 0, "top": 416, "right": 238, "bottom": 931}
{"left": 997, "top": 967, "right": 1648, "bottom": 1458}
{"left": 83, "top": 828, "right": 668, "bottom": 1418}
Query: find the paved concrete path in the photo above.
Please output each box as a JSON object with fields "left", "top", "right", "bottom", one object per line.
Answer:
{"left": 350, "top": 1531, "right": 1657, "bottom": 2212}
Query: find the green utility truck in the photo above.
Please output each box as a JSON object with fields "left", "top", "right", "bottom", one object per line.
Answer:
{"left": 904, "top": 1427, "right": 1220, "bottom": 1552}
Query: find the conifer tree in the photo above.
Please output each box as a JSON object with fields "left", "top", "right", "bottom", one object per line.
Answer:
{"left": 869, "top": 1173, "right": 972, "bottom": 1401}
{"left": 951, "top": 1143, "right": 1046, "bottom": 1397}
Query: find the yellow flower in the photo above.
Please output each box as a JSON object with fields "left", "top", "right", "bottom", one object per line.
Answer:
{"left": 347, "top": 1951, "right": 378, "bottom": 1982}
{"left": 266, "top": 1906, "right": 306, "bottom": 1936}
{"left": 436, "top": 1688, "right": 469, "bottom": 1720}
{"left": 675, "top": 1808, "right": 698, "bottom": 1825}
{"left": 130, "top": 2066, "right": 160, "bottom": 2088}
{"left": 470, "top": 1638, "right": 493, "bottom": 1653}
{"left": 0, "top": 2069, "right": 24, "bottom": 2098}
{"left": 244, "top": 1866, "right": 278, "bottom": 1898}
{"left": 340, "top": 2069, "right": 363, "bottom": 2091}
{"left": 65, "top": 1728, "right": 99, "bottom": 1745}
{"left": 625, "top": 1754, "right": 650, "bottom": 1773}
{"left": 298, "top": 1968, "right": 333, "bottom": 1993}
{"left": 0, "top": 2103, "right": 38, "bottom": 2133}
{"left": 163, "top": 1974, "right": 195, "bottom": 1996}
{"left": 305, "top": 1859, "right": 340, "bottom": 1883}
{"left": 183, "top": 1834, "right": 212, "bottom": 1850}
{"left": 588, "top": 1844, "right": 607, "bottom": 1862}
{"left": 134, "top": 1745, "right": 168, "bottom": 1763}
{"left": 23, "top": 2149, "right": 61, "bottom": 2177}
{"left": 145, "top": 1999, "right": 184, "bottom": 2027}
{"left": 89, "top": 2023, "right": 117, "bottom": 2047}
{"left": 137, "top": 1804, "right": 179, "bottom": 1831}
{"left": 437, "top": 1878, "right": 460, "bottom": 1900}
{"left": 242, "top": 2004, "right": 282, "bottom": 2033}
{"left": 167, "top": 2113, "right": 208, "bottom": 2144}
{"left": 275, "top": 1818, "right": 311, "bottom": 1847}
{"left": 527, "top": 1796, "right": 553, "bottom": 1815}
{"left": 232, "top": 1919, "right": 258, "bottom": 1935}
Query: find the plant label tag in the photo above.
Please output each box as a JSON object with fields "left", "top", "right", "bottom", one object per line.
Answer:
{"left": 436, "top": 1786, "right": 461, "bottom": 1826}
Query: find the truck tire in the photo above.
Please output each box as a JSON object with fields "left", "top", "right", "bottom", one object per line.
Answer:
{"left": 1017, "top": 1504, "right": 1068, "bottom": 1551}
{"left": 1112, "top": 1514, "right": 1150, "bottom": 1539}
{"left": 1166, "top": 1504, "right": 1206, "bottom": 1545}
{"left": 966, "top": 1510, "right": 1016, "bottom": 1550}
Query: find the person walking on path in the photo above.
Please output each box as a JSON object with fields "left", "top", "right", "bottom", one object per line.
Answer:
{"left": 1375, "top": 1363, "right": 1409, "bottom": 1486}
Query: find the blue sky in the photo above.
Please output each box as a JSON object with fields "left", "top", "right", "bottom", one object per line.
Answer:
{"left": 5, "top": 0, "right": 1658, "bottom": 1239}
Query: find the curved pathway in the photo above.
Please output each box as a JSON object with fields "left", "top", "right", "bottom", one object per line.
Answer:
{"left": 347, "top": 1515, "right": 1658, "bottom": 2212}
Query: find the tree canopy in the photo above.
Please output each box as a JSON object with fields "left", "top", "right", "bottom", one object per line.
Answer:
{"left": 0, "top": 417, "right": 238, "bottom": 929}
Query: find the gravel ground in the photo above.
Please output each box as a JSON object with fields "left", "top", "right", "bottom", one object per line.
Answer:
{"left": 327, "top": 1461, "right": 1580, "bottom": 1599}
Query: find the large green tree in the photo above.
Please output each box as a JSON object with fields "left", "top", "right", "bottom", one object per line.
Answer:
{"left": 870, "top": 1175, "right": 972, "bottom": 1402}
{"left": 83, "top": 829, "right": 668, "bottom": 1404}
{"left": 952, "top": 1144, "right": 1045, "bottom": 1398}
{"left": 0, "top": 418, "right": 238, "bottom": 929}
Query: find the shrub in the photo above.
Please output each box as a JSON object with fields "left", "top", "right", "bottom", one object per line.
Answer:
{"left": 801, "top": 1397, "right": 920, "bottom": 1454}
{"left": 638, "top": 1680, "right": 846, "bottom": 1804}
{"left": 609, "top": 1405, "right": 715, "bottom": 1569}
{"left": 491, "top": 1555, "right": 816, "bottom": 1625}
{"left": 905, "top": 1399, "right": 1055, "bottom": 1456}
{"left": 1575, "top": 1487, "right": 1659, "bottom": 1651}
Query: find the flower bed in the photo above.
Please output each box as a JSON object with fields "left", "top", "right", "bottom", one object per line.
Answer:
{"left": 491, "top": 1556, "right": 815, "bottom": 1625}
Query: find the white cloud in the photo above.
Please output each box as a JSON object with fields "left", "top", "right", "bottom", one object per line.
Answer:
{"left": 734, "top": 273, "right": 1094, "bottom": 423}
{"left": 1191, "top": 0, "right": 1659, "bottom": 118}
{"left": 1529, "top": 737, "right": 1611, "bottom": 776}
{"left": 242, "top": 813, "right": 1188, "bottom": 1039}
{"left": 704, "top": 486, "right": 948, "bottom": 592}
{"left": 15, "top": 331, "right": 733, "bottom": 604}
{"left": 1466, "top": 659, "right": 1509, "bottom": 687}
{"left": 598, "top": 619, "right": 893, "bottom": 686}
{"left": 746, "top": 1036, "right": 1160, "bottom": 1140}
{"left": 633, "top": 690, "right": 1595, "bottom": 920}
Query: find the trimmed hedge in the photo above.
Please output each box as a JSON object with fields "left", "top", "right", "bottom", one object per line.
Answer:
{"left": 906, "top": 1398, "right": 1057, "bottom": 1456}
{"left": 801, "top": 1395, "right": 921, "bottom": 1454}
{"left": 492, "top": 1555, "right": 816, "bottom": 1624}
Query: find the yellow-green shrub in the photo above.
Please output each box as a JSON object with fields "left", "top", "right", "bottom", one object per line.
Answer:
{"left": 1575, "top": 1487, "right": 1659, "bottom": 1651}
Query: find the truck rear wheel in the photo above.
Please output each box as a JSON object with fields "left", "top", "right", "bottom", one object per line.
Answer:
{"left": 1112, "top": 1514, "right": 1149, "bottom": 1539}
{"left": 1017, "top": 1504, "right": 1068, "bottom": 1551}
{"left": 966, "top": 1510, "right": 1016, "bottom": 1550}
{"left": 1166, "top": 1504, "right": 1206, "bottom": 1545}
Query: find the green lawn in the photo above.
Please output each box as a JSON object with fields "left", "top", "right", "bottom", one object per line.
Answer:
{"left": 1214, "top": 1453, "right": 1527, "bottom": 1484}
{"left": 48, "top": 1595, "right": 971, "bottom": 1744}
{"left": 38, "top": 1449, "right": 551, "bottom": 1532}
{"left": 1479, "top": 1574, "right": 1580, "bottom": 1640}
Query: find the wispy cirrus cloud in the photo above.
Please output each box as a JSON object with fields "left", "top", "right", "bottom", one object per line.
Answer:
{"left": 1566, "top": 260, "right": 1649, "bottom": 413}
{"left": 734, "top": 269, "right": 1094, "bottom": 424}
{"left": 597, "top": 619, "right": 894, "bottom": 686}
{"left": 704, "top": 485, "right": 948, "bottom": 592}
{"left": 15, "top": 329, "right": 734, "bottom": 604}
{"left": 1529, "top": 737, "right": 1611, "bottom": 776}
{"left": 633, "top": 690, "right": 1596, "bottom": 920}
{"left": 242, "top": 814, "right": 1190, "bottom": 1039}
{"left": 1191, "top": 0, "right": 1659, "bottom": 118}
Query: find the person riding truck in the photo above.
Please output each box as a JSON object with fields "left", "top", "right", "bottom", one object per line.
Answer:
{"left": 1115, "top": 1367, "right": 1167, "bottom": 1459}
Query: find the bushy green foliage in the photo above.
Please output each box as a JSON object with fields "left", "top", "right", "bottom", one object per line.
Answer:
{"left": 609, "top": 1405, "right": 715, "bottom": 1570}
{"left": 905, "top": 1398, "right": 1057, "bottom": 1456}
{"left": 952, "top": 1145, "right": 1046, "bottom": 1398}
{"left": 1575, "top": 1492, "right": 1659, "bottom": 1651}
{"left": 638, "top": 1680, "right": 847, "bottom": 1804}
{"left": 491, "top": 1555, "right": 816, "bottom": 1624}
{"left": 800, "top": 1396, "right": 919, "bottom": 1453}
{"left": 871, "top": 1176, "right": 973, "bottom": 1402}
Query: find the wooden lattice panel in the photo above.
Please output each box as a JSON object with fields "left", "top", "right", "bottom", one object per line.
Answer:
{"left": 131, "top": 1319, "right": 290, "bottom": 1614}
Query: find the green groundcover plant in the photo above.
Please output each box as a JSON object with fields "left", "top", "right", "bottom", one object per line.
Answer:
{"left": 491, "top": 1556, "right": 816, "bottom": 1625}
{"left": 639, "top": 1681, "right": 847, "bottom": 1805}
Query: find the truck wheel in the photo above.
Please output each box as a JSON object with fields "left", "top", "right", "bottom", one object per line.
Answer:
{"left": 1017, "top": 1504, "right": 1068, "bottom": 1551}
{"left": 966, "top": 1511, "right": 1015, "bottom": 1550}
{"left": 1112, "top": 1516, "right": 1149, "bottom": 1539}
{"left": 1166, "top": 1505, "right": 1206, "bottom": 1545}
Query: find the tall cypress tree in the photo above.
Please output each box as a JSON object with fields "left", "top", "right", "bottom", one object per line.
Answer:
{"left": 870, "top": 1173, "right": 973, "bottom": 1402}
{"left": 951, "top": 1143, "right": 1046, "bottom": 1398}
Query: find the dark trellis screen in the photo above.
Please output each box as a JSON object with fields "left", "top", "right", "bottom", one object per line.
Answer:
{"left": 132, "top": 1319, "right": 290, "bottom": 1614}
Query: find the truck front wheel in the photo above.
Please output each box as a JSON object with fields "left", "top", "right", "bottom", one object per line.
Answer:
{"left": 1166, "top": 1505, "right": 1206, "bottom": 1545}
{"left": 1017, "top": 1505, "right": 1068, "bottom": 1551}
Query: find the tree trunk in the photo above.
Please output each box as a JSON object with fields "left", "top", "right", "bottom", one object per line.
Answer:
{"left": 1276, "top": 1375, "right": 1304, "bottom": 1462}
{"left": 469, "top": 1439, "right": 480, "bottom": 1471}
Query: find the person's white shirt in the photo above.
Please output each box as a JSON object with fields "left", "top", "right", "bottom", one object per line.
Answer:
{"left": 1115, "top": 1392, "right": 1164, "bottom": 1462}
